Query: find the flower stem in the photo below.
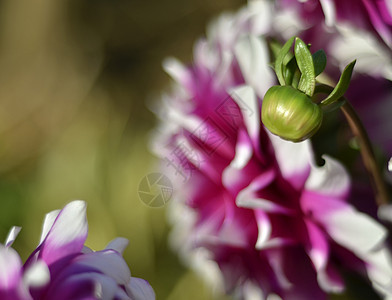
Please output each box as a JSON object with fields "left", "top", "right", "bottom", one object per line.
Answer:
{"left": 314, "top": 84, "right": 389, "bottom": 206}
{"left": 340, "top": 102, "right": 389, "bottom": 206}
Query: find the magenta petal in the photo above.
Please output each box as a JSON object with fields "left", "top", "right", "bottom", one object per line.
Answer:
{"left": 303, "top": 221, "right": 344, "bottom": 292}
{"left": 39, "top": 200, "right": 88, "bottom": 265}
{"left": 304, "top": 221, "right": 329, "bottom": 272}
{"left": 0, "top": 245, "right": 31, "bottom": 300}
{"left": 0, "top": 245, "right": 22, "bottom": 290}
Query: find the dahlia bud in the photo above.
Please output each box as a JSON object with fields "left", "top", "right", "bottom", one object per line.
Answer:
{"left": 261, "top": 85, "right": 323, "bottom": 142}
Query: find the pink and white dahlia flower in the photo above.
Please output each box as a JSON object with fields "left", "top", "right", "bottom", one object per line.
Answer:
{"left": 153, "top": 1, "right": 392, "bottom": 299}
{"left": 0, "top": 200, "right": 155, "bottom": 300}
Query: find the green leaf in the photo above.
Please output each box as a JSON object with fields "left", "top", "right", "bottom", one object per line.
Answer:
{"left": 295, "top": 37, "right": 316, "bottom": 96}
{"left": 312, "top": 50, "right": 327, "bottom": 77}
{"left": 321, "top": 60, "right": 356, "bottom": 106}
{"left": 320, "top": 98, "right": 346, "bottom": 112}
{"left": 275, "top": 36, "right": 295, "bottom": 86}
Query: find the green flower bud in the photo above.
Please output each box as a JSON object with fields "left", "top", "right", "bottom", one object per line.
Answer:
{"left": 261, "top": 85, "right": 323, "bottom": 142}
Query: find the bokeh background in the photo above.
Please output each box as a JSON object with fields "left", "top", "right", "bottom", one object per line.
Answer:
{"left": 0, "top": 0, "right": 248, "bottom": 299}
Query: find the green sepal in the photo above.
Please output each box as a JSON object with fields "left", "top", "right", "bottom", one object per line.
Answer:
{"left": 283, "top": 56, "right": 300, "bottom": 87}
{"left": 275, "top": 36, "right": 295, "bottom": 86}
{"left": 269, "top": 40, "right": 283, "bottom": 61}
{"left": 294, "top": 37, "right": 316, "bottom": 97}
{"left": 312, "top": 50, "right": 327, "bottom": 77}
{"left": 320, "top": 60, "right": 356, "bottom": 106}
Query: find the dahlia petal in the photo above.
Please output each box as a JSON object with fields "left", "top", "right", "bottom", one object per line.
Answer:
{"left": 5, "top": 227, "right": 21, "bottom": 248}
{"left": 236, "top": 169, "right": 293, "bottom": 215}
{"left": 105, "top": 237, "right": 129, "bottom": 254}
{"left": 163, "top": 57, "right": 192, "bottom": 90}
{"left": 222, "top": 129, "right": 254, "bottom": 190}
{"left": 194, "top": 39, "right": 219, "bottom": 73}
{"left": 234, "top": 36, "right": 274, "bottom": 98}
{"left": 217, "top": 215, "right": 251, "bottom": 248}
{"left": 267, "top": 251, "right": 293, "bottom": 289}
{"left": 304, "top": 221, "right": 329, "bottom": 271}
{"left": 242, "top": 281, "right": 265, "bottom": 300}
{"left": 126, "top": 277, "right": 156, "bottom": 300}
{"left": 214, "top": 50, "right": 235, "bottom": 87}
{"left": 44, "top": 273, "right": 103, "bottom": 300}
{"left": 238, "top": 197, "right": 295, "bottom": 214}
{"left": 317, "top": 265, "right": 344, "bottom": 294}
{"left": 323, "top": 206, "right": 387, "bottom": 253}
{"left": 39, "top": 209, "right": 60, "bottom": 244}
{"left": 377, "top": 204, "right": 392, "bottom": 223}
{"left": 304, "top": 221, "right": 343, "bottom": 292}
{"left": 235, "top": 169, "right": 276, "bottom": 205}
{"left": 227, "top": 129, "right": 253, "bottom": 170}
{"left": 331, "top": 25, "right": 392, "bottom": 80}
{"left": 207, "top": 12, "right": 238, "bottom": 50}
{"left": 305, "top": 155, "right": 350, "bottom": 197}
{"left": 254, "top": 210, "right": 272, "bottom": 249}
{"left": 230, "top": 85, "right": 259, "bottom": 142}
{"left": 362, "top": 0, "right": 392, "bottom": 47}
{"left": 85, "top": 273, "right": 130, "bottom": 300}
{"left": 23, "top": 260, "right": 50, "bottom": 288}
{"left": 247, "top": 0, "right": 273, "bottom": 35}
{"left": 39, "top": 200, "right": 88, "bottom": 265}
{"left": 378, "top": 204, "right": 392, "bottom": 222}
{"left": 0, "top": 245, "right": 22, "bottom": 290}
{"left": 319, "top": 0, "right": 336, "bottom": 27}
{"left": 81, "top": 246, "right": 94, "bottom": 254}
{"left": 75, "top": 250, "right": 131, "bottom": 285}
{"left": 361, "top": 247, "right": 392, "bottom": 294}
{"left": 268, "top": 133, "right": 312, "bottom": 189}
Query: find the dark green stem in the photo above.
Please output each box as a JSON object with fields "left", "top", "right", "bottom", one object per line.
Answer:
{"left": 315, "top": 84, "right": 389, "bottom": 206}
{"left": 340, "top": 102, "right": 389, "bottom": 206}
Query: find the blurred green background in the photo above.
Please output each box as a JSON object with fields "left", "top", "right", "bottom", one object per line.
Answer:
{"left": 0, "top": 0, "right": 245, "bottom": 299}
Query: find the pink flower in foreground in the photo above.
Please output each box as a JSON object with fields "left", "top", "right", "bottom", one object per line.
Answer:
{"left": 0, "top": 201, "right": 155, "bottom": 300}
{"left": 154, "top": 1, "right": 392, "bottom": 299}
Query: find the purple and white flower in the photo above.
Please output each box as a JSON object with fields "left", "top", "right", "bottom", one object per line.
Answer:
{"left": 0, "top": 200, "right": 155, "bottom": 300}
{"left": 154, "top": 1, "right": 392, "bottom": 299}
